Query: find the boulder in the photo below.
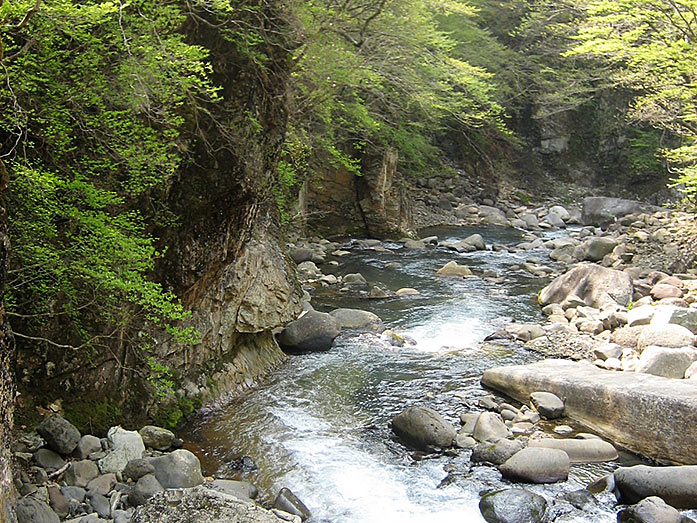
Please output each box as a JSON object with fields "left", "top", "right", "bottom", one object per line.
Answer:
{"left": 65, "top": 460, "right": 100, "bottom": 488}
{"left": 210, "top": 480, "right": 258, "bottom": 503}
{"left": 343, "top": 273, "right": 368, "bottom": 286}
{"left": 391, "top": 406, "right": 456, "bottom": 450}
{"left": 614, "top": 465, "right": 697, "bottom": 508}
{"left": 652, "top": 306, "right": 697, "bottom": 334}
{"left": 74, "top": 435, "right": 102, "bottom": 460}
{"left": 139, "top": 426, "right": 176, "bottom": 451}
{"left": 131, "top": 487, "right": 299, "bottom": 523}
{"left": 482, "top": 359, "right": 697, "bottom": 464}
{"left": 98, "top": 426, "right": 146, "bottom": 474}
{"left": 47, "top": 486, "right": 69, "bottom": 518}
{"left": 395, "top": 288, "right": 420, "bottom": 297}
{"left": 479, "top": 489, "right": 547, "bottom": 523}
{"left": 329, "top": 308, "right": 384, "bottom": 332}
{"left": 436, "top": 261, "right": 473, "bottom": 278}
{"left": 528, "top": 438, "right": 618, "bottom": 462}
{"left": 504, "top": 324, "right": 545, "bottom": 342}
{"left": 33, "top": 448, "right": 65, "bottom": 473}
{"left": 86, "top": 473, "right": 116, "bottom": 496}
{"left": 88, "top": 492, "right": 111, "bottom": 518}
{"left": 576, "top": 237, "right": 618, "bottom": 262}
{"left": 549, "top": 205, "right": 571, "bottom": 221}
{"left": 123, "top": 458, "right": 156, "bottom": 482}
{"left": 472, "top": 412, "right": 511, "bottom": 442}
{"left": 593, "top": 343, "right": 622, "bottom": 361}
{"left": 498, "top": 447, "right": 569, "bottom": 483}
{"left": 538, "top": 263, "right": 633, "bottom": 309}
{"left": 129, "top": 474, "right": 165, "bottom": 507}
{"left": 628, "top": 306, "right": 655, "bottom": 327}
{"left": 471, "top": 438, "right": 526, "bottom": 465}
{"left": 637, "top": 346, "right": 697, "bottom": 378}
{"left": 544, "top": 212, "right": 565, "bottom": 228}
{"left": 277, "top": 311, "right": 341, "bottom": 353}
{"left": 529, "top": 392, "right": 564, "bottom": 420}
{"left": 612, "top": 326, "right": 644, "bottom": 348}
{"left": 149, "top": 449, "right": 204, "bottom": 489}
{"left": 463, "top": 233, "right": 486, "bottom": 250}
{"left": 15, "top": 496, "right": 60, "bottom": 523}
{"left": 652, "top": 283, "right": 683, "bottom": 300}
{"left": 581, "top": 197, "right": 662, "bottom": 226}
{"left": 637, "top": 324, "right": 695, "bottom": 351}
{"left": 36, "top": 415, "right": 81, "bottom": 456}
{"left": 60, "top": 486, "right": 86, "bottom": 503}
{"left": 273, "top": 488, "right": 311, "bottom": 522}
{"left": 479, "top": 206, "right": 509, "bottom": 226}
{"left": 617, "top": 496, "right": 695, "bottom": 523}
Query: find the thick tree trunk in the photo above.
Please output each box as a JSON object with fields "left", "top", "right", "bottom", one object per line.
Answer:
{"left": 0, "top": 181, "right": 16, "bottom": 521}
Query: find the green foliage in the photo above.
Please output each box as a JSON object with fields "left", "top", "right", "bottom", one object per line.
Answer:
{"left": 567, "top": 0, "right": 697, "bottom": 200}
{"left": 0, "top": 0, "right": 221, "bottom": 366}
{"left": 285, "top": 0, "right": 508, "bottom": 177}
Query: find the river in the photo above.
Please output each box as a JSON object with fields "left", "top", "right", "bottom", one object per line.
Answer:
{"left": 183, "top": 226, "right": 636, "bottom": 522}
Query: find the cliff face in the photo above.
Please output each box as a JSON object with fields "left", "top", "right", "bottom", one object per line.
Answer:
{"left": 305, "top": 147, "right": 414, "bottom": 239}
{"left": 13, "top": 3, "right": 302, "bottom": 429}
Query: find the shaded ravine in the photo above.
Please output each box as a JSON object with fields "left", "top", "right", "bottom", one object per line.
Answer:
{"left": 182, "top": 226, "right": 632, "bottom": 522}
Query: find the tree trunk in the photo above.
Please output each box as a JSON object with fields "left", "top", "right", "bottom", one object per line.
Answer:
{"left": 0, "top": 177, "right": 16, "bottom": 522}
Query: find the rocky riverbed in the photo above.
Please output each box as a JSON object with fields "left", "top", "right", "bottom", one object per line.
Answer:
{"left": 12, "top": 195, "right": 697, "bottom": 523}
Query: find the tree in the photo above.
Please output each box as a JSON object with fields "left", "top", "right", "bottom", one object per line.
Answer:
{"left": 568, "top": 0, "right": 697, "bottom": 199}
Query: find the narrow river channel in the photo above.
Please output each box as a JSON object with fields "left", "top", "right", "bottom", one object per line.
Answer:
{"left": 183, "top": 226, "right": 637, "bottom": 522}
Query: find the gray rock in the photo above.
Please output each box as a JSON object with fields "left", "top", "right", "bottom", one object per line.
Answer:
{"left": 637, "top": 324, "right": 695, "bottom": 351}
{"left": 149, "top": 449, "right": 204, "bottom": 489}
{"left": 99, "top": 427, "right": 146, "bottom": 474}
{"left": 479, "top": 488, "right": 547, "bottom": 523}
{"left": 36, "top": 415, "right": 81, "bottom": 455}
{"left": 16, "top": 497, "right": 60, "bottom": 523}
{"left": 581, "top": 197, "right": 662, "bottom": 226}
{"left": 33, "top": 448, "right": 66, "bottom": 472}
{"left": 88, "top": 493, "right": 111, "bottom": 518}
{"left": 473, "top": 412, "right": 511, "bottom": 442}
{"left": 391, "top": 406, "right": 456, "bottom": 450}
{"left": 549, "top": 206, "right": 571, "bottom": 221}
{"left": 210, "top": 480, "right": 258, "bottom": 502}
{"left": 131, "top": 487, "right": 300, "bottom": 523}
{"left": 544, "top": 212, "right": 566, "bottom": 228}
{"left": 614, "top": 465, "right": 697, "bottom": 508}
{"left": 652, "top": 306, "right": 697, "bottom": 334}
{"left": 87, "top": 473, "right": 116, "bottom": 496}
{"left": 463, "top": 233, "right": 486, "bottom": 250}
{"left": 637, "top": 346, "right": 697, "bottom": 378}
{"left": 628, "top": 305, "right": 655, "bottom": 327}
{"left": 273, "top": 488, "right": 311, "bottom": 522}
{"left": 75, "top": 435, "right": 102, "bottom": 460}
{"left": 482, "top": 359, "right": 697, "bottom": 464}
{"left": 504, "top": 324, "right": 545, "bottom": 342}
{"left": 538, "top": 263, "right": 633, "bottom": 309}
{"left": 529, "top": 392, "right": 564, "bottom": 420}
{"left": 65, "top": 460, "right": 100, "bottom": 488}
{"left": 436, "top": 261, "right": 473, "bottom": 277}
{"left": 278, "top": 311, "right": 341, "bottom": 353}
{"left": 329, "top": 308, "right": 384, "bottom": 332}
{"left": 138, "top": 426, "right": 175, "bottom": 451}
{"left": 577, "top": 237, "right": 618, "bottom": 262}
{"left": 128, "top": 474, "right": 164, "bottom": 507}
{"left": 123, "top": 459, "right": 156, "bottom": 482}
{"left": 471, "top": 438, "right": 526, "bottom": 465}
{"left": 593, "top": 343, "right": 623, "bottom": 361}
{"left": 499, "top": 447, "right": 569, "bottom": 484}
{"left": 652, "top": 283, "right": 683, "bottom": 300}
{"left": 617, "top": 496, "right": 695, "bottom": 523}
{"left": 61, "top": 486, "right": 87, "bottom": 502}
{"left": 560, "top": 489, "right": 598, "bottom": 511}
{"left": 343, "top": 273, "right": 368, "bottom": 286}
{"left": 528, "top": 438, "right": 618, "bottom": 462}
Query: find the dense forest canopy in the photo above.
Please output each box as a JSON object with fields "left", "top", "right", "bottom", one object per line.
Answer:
{"left": 1, "top": 0, "right": 695, "bottom": 398}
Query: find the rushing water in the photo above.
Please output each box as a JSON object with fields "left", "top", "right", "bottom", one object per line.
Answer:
{"left": 183, "top": 226, "right": 634, "bottom": 522}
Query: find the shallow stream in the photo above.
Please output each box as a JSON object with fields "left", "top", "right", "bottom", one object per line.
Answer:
{"left": 183, "top": 226, "right": 638, "bottom": 522}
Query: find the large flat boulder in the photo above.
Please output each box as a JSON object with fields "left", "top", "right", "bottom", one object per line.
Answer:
{"left": 538, "top": 263, "right": 633, "bottom": 309}
{"left": 481, "top": 359, "right": 697, "bottom": 464}
{"left": 581, "top": 197, "right": 663, "bottom": 226}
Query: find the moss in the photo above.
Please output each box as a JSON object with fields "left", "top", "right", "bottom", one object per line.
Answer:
{"left": 62, "top": 398, "right": 122, "bottom": 435}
